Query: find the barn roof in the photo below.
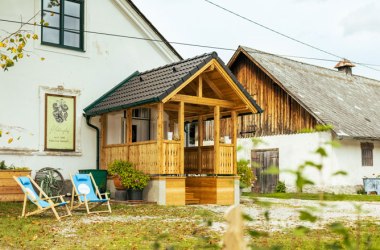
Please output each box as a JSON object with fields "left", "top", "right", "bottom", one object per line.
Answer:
{"left": 229, "top": 46, "right": 380, "bottom": 140}
{"left": 84, "top": 52, "right": 263, "bottom": 116}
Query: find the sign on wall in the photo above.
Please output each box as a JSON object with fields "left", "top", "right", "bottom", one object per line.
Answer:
{"left": 45, "top": 94, "right": 76, "bottom": 151}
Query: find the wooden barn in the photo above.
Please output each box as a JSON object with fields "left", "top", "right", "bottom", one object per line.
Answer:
{"left": 227, "top": 46, "right": 380, "bottom": 194}
{"left": 84, "top": 52, "right": 263, "bottom": 205}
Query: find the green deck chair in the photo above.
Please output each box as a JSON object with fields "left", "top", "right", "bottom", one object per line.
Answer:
{"left": 13, "top": 175, "right": 72, "bottom": 221}
{"left": 70, "top": 173, "right": 112, "bottom": 214}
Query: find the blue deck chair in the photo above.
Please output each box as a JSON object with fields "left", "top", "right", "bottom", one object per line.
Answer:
{"left": 13, "top": 176, "right": 72, "bottom": 220}
{"left": 70, "top": 173, "right": 111, "bottom": 214}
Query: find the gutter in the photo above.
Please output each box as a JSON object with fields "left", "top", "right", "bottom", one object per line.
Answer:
{"left": 84, "top": 114, "right": 100, "bottom": 170}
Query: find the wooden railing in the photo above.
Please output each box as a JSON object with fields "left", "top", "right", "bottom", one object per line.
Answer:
{"left": 184, "top": 145, "right": 234, "bottom": 174}
{"left": 219, "top": 144, "right": 234, "bottom": 174}
{"left": 163, "top": 140, "right": 181, "bottom": 174}
{"left": 128, "top": 141, "right": 158, "bottom": 174}
{"left": 104, "top": 140, "right": 182, "bottom": 175}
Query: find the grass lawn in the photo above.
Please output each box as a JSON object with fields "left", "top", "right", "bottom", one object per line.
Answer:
{"left": 1, "top": 201, "right": 380, "bottom": 249}
{"left": 244, "top": 192, "right": 380, "bottom": 202}
{"left": 0, "top": 202, "right": 222, "bottom": 249}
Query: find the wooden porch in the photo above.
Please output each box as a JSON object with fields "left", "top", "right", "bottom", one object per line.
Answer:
{"left": 84, "top": 53, "right": 263, "bottom": 205}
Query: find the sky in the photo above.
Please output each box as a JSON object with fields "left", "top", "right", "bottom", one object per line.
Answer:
{"left": 134, "top": 0, "right": 380, "bottom": 80}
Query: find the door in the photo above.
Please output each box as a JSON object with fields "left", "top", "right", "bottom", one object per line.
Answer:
{"left": 251, "top": 149, "right": 279, "bottom": 193}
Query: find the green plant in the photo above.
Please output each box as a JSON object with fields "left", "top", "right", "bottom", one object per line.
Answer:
{"left": 0, "top": 161, "right": 29, "bottom": 170}
{"left": 275, "top": 180, "right": 286, "bottom": 193}
{"left": 0, "top": 160, "right": 7, "bottom": 170}
{"left": 108, "top": 160, "right": 150, "bottom": 190}
{"left": 237, "top": 159, "right": 254, "bottom": 189}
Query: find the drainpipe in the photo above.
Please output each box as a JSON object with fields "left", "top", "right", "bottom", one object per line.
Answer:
{"left": 84, "top": 114, "right": 100, "bottom": 170}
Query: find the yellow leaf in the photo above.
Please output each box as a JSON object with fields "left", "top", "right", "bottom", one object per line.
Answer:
{"left": 40, "top": 57, "right": 45, "bottom": 61}
{"left": 17, "top": 53, "right": 23, "bottom": 59}
{"left": 8, "top": 138, "right": 13, "bottom": 144}
{"left": 0, "top": 42, "right": 4, "bottom": 48}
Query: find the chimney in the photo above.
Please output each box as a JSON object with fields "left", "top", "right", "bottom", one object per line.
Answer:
{"left": 334, "top": 59, "right": 355, "bottom": 75}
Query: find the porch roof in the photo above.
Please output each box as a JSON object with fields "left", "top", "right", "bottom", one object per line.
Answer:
{"left": 84, "top": 52, "right": 263, "bottom": 116}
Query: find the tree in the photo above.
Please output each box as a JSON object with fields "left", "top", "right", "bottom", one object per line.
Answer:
{"left": 0, "top": 0, "right": 59, "bottom": 70}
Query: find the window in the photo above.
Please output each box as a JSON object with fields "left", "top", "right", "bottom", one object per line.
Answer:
{"left": 361, "top": 142, "right": 374, "bottom": 166}
{"left": 41, "top": 0, "right": 84, "bottom": 50}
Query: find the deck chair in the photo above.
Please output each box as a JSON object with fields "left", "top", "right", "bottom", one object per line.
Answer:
{"left": 70, "top": 173, "right": 111, "bottom": 214}
{"left": 13, "top": 176, "right": 72, "bottom": 221}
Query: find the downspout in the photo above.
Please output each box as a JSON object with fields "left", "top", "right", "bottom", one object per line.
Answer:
{"left": 84, "top": 114, "right": 100, "bottom": 170}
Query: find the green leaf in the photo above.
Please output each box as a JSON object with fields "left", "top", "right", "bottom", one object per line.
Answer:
{"left": 248, "top": 230, "right": 268, "bottom": 238}
{"left": 332, "top": 170, "right": 347, "bottom": 176}
{"left": 242, "top": 213, "right": 254, "bottom": 222}
{"left": 315, "top": 147, "right": 328, "bottom": 157}
{"left": 262, "top": 165, "right": 279, "bottom": 175}
{"left": 294, "top": 226, "right": 310, "bottom": 236}
{"left": 299, "top": 210, "right": 317, "bottom": 223}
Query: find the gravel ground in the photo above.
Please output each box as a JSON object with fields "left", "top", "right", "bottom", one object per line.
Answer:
{"left": 200, "top": 197, "right": 380, "bottom": 232}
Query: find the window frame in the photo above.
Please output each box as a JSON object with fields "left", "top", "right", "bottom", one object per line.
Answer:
{"left": 361, "top": 142, "right": 374, "bottom": 167}
{"left": 41, "top": 0, "right": 85, "bottom": 51}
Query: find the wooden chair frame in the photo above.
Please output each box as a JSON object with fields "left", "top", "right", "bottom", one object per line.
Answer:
{"left": 13, "top": 175, "right": 72, "bottom": 221}
{"left": 70, "top": 173, "right": 112, "bottom": 214}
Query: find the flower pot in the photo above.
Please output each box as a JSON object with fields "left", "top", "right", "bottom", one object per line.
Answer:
{"left": 127, "top": 189, "right": 143, "bottom": 200}
{"left": 113, "top": 176, "right": 127, "bottom": 190}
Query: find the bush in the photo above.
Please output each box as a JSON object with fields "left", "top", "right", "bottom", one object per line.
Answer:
{"left": 237, "top": 159, "right": 255, "bottom": 189}
{"left": 275, "top": 180, "right": 286, "bottom": 193}
{"left": 108, "top": 160, "right": 150, "bottom": 190}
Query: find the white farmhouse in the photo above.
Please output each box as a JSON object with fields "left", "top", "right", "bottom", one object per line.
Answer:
{"left": 228, "top": 46, "right": 380, "bottom": 194}
{"left": 0, "top": 0, "right": 181, "bottom": 179}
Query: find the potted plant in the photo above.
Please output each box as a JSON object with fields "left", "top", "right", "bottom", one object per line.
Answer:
{"left": 0, "top": 160, "right": 31, "bottom": 201}
{"left": 237, "top": 159, "right": 255, "bottom": 195}
{"left": 107, "top": 160, "right": 133, "bottom": 190}
{"left": 125, "top": 168, "right": 150, "bottom": 200}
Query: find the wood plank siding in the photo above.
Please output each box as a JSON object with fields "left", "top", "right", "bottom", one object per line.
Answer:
{"left": 228, "top": 54, "right": 318, "bottom": 136}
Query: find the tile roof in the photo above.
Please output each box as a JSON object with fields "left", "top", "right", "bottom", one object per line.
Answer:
{"left": 84, "top": 52, "right": 263, "bottom": 116}
{"left": 236, "top": 46, "right": 380, "bottom": 139}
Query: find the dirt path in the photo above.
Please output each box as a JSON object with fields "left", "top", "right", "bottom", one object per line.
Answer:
{"left": 200, "top": 197, "right": 380, "bottom": 232}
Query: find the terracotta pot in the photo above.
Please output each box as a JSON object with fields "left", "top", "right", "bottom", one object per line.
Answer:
{"left": 113, "top": 176, "right": 126, "bottom": 190}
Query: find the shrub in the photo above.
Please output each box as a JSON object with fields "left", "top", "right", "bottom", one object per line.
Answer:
{"left": 275, "top": 180, "right": 286, "bottom": 193}
{"left": 237, "top": 159, "right": 255, "bottom": 189}
{"left": 108, "top": 160, "right": 149, "bottom": 190}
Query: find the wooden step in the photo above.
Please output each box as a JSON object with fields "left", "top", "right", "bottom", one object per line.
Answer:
{"left": 185, "top": 191, "right": 200, "bottom": 205}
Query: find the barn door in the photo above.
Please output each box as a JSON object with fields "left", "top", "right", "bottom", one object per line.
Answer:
{"left": 251, "top": 149, "right": 279, "bottom": 193}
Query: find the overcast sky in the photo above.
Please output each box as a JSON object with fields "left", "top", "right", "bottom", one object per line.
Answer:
{"left": 134, "top": 0, "right": 380, "bottom": 80}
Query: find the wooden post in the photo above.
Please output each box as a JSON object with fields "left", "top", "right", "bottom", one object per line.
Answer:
{"left": 214, "top": 106, "right": 220, "bottom": 174}
{"left": 231, "top": 111, "right": 238, "bottom": 175}
{"left": 198, "top": 115, "right": 203, "bottom": 174}
{"left": 197, "top": 75, "right": 203, "bottom": 97}
{"left": 100, "top": 114, "right": 107, "bottom": 169}
{"left": 157, "top": 103, "right": 164, "bottom": 174}
{"left": 178, "top": 101, "right": 185, "bottom": 174}
{"left": 126, "top": 109, "right": 132, "bottom": 159}
{"left": 126, "top": 109, "right": 132, "bottom": 144}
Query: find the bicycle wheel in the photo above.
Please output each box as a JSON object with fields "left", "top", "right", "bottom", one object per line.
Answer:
{"left": 35, "top": 167, "right": 65, "bottom": 197}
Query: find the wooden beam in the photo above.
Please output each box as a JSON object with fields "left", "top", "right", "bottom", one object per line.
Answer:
{"left": 164, "top": 102, "right": 209, "bottom": 114}
{"left": 231, "top": 111, "right": 238, "bottom": 175}
{"left": 126, "top": 109, "right": 132, "bottom": 144}
{"left": 157, "top": 103, "right": 164, "bottom": 173}
{"left": 178, "top": 101, "right": 185, "bottom": 174}
{"left": 100, "top": 114, "right": 107, "bottom": 169}
{"left": 162, "top": 60, "right": 214, "bottom": 103}
{"left": 170, "top": 94, "right": 236, "bottom": 108}
{"left": 213, "top": 60, "right": 259, "bottom": 113}
{"left": 198, "top": 115, "right": 204, "bottom": 174}
{"left": 202, "top": 74, "right": 224, "bottom": 99}
{"left": 197, "top": 76, "right": 203, "bottom": 97}
{"left": 214, "top": 106, "right": 220, "bottom": 174}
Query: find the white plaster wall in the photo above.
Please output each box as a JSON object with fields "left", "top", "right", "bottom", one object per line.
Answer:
{"left": 0, "top": 0, "right": 179, "bottom": 178}
{"left": 332, "top": 139, "right": 380, "bottom": 186}
{"left": 238, "top": 133, "right": 380, "bottom": 193}
{"left": 237, "top": 132, "right": 335, "bottom": 192}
